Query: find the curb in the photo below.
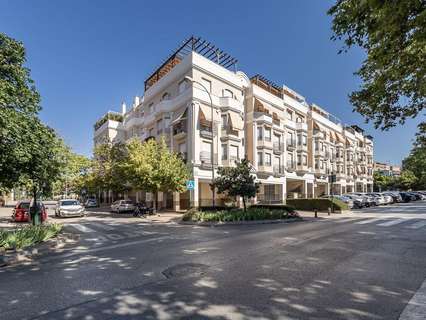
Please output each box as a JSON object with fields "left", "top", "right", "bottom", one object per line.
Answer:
{"left": 178, "top": 217, "right": 303, "bottom": 227}
{"left": 0, "top": 232, "right": 80, "bottom": 267}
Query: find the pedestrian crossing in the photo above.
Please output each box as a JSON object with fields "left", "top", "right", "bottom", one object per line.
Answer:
{"left": 332, "top": 217, "right": 426, "bottom": 230}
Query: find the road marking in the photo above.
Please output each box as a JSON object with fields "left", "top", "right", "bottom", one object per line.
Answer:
{"left": 69, "top": 224, "right": 96, "bottom": 233}
{"left": 90, "top": 222, "right": 115, "bottom": 231}
{"left": 406, "top": 220, "right": 426, "bottom": 229}
{"left": 399, "top": 278, "right": 426, "bottom": 320}
{"left": 355, "top": 218, "right": 385, "bottom": 224}
{"left": 377, "top": 218, "right": 408, "bottom": 227}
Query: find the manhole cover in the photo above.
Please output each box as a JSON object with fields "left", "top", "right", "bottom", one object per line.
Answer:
{"left": 162, "top": 263, "right": 209, "bottom": 279}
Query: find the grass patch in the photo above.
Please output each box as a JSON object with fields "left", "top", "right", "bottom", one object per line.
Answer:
{"left": 182, "top": 206, "right": 299, "bottom": 223}
{"left": 0, "top": 224, "right": 63, "bottom": 250}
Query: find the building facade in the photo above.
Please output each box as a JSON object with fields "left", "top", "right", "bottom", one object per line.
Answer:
{"left": 374, "top": 162, "right": 401, "bottom": 177}
{"left": 93, "top": 37, "right": 374, "bottom": 209}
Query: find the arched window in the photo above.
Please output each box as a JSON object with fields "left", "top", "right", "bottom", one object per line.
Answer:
{"left": 161, "top": 92, "right": 170, "bottom": 101}
{"left": 222, "top": 89, "right": 233, "bottom": 98}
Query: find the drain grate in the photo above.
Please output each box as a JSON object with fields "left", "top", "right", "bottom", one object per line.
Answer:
{"left": 162, "top": 263, "right": 209, "bottom": 279}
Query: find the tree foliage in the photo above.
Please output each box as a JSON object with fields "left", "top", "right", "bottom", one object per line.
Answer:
{"left": 402, "top": 122, "right": 426, "bottom": 189}
{"left": 214, "top": 159, "right": 258, "bottom": 211}
{"left": 328, "top": 0, "right": 426, "bottom": 130}
{"left": 124, "top": 138, "right": 189, "bottom": 210}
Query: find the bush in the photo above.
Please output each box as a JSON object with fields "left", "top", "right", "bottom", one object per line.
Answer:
{"left": 250, "top": 204, "right": 296, "bottom": 213}
{"left": 286, "top": 198, "right": 348, "bottom": 212}
{"left": 182, "top": 206, "right": 300, "bottom": 223}
{"left": 0, "top": 224, "right": 63, "bottom": 250}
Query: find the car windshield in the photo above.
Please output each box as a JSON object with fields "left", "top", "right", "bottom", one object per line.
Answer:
{"left": 123, "top": 200, "right": 133, "bottom": 204}
{"left": 18, "top": 202, "right": 30, "bottom": 209}
{"left": 61, "top": 200, "right": 80, "bottom": 206}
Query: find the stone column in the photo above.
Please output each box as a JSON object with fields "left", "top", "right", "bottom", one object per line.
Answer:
{"left": 190, "top": 177, "right": 199, "bottom": 208}
{"left": 173, "top": 192, "right": 180, "bottom": 211}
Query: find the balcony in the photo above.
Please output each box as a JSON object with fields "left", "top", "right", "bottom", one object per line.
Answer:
{"left": 314, "top": 149, "right": 325, "bottom": 157}
{"left": 200, "top": 125, "right": 213, "bottom": 139}
{"left": 286, "top": 163, "right": 296, "bottom": 172}
{"left": 254, "top": 111, "right": 273, "bottom": 124}
{"left": 258, "top": 138, "right": 273, "bottom": 149}
{"left": 257, "top": 164, "right": 273, "bottom": 173}
{"left": 229, "top": 155, "right": 240, "bottom": 163}
{"left": 173, "top": 123, "right": 187, "bottom": 139}
{"left": 273, "top": 142, "right": 285, "bottom": 154}
{"left": 296, "top": 122, "right": 308, "bottom": 131}
{"left": 296, "top": 143, "right": 308, "bottom": 152}
{"left": 273, "top": 165, "right": 285, "bottom": 176}
{"left": 296, "top": 164, "right": 309, "bottom": 173}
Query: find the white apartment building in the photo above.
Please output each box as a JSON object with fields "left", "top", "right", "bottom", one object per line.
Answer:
{"left": 93, "top": 37, "right": 374, "bottom": 209}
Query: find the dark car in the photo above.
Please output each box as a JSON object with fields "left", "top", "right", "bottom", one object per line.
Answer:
{"left": 12, "top": 201, "right": 48, "bottom": 222}
{"left": 384, "top": 192, "right": 403, "bottom": 203}
{"left": 407, "top": 192, "right": 422, "bottom": 201}
{"left": 400, "top": 192, "right": 415, "bottom": 202}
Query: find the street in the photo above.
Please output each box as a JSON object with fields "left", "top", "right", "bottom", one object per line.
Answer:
{"left": 1, "top": 202, "right": 426, "bottom": 320}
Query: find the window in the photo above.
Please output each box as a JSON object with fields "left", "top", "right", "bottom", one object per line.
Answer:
{"left": 296, "top": 116, "right": 304, "bottom": 123}
{"left": 286, "top": 109, "right": 293, "bottom": 121}
{"left": 156, "top": 119, "right": 163, "bottom": 131}
{"left": 257, "top": 152, "right": 263, "bottom": 166}
{"left": 265, "top": 153, "right": 272, "bottom": 166}
{"left": 315, "top": 140, "right": 319, "bottom": 151}
{"left": 221, "top": 144, "right": 227, "bottom": 160}
{"left": 148, "top": 103, "right": 154, "bottom": 114}
{"left": 303, "top": 155, "right": 307, "bottom": 166}
{"left": 264, "top": 127, "right": 271, "bottom": 141}
{"left": 315, "top": 160, "right": 319, "bottom": 169}
{"left": 297, "top": 154, "right": 302, "bottom": 165}
{"left": 303, "top": 135, "right": 307, "bottom": 146}
{"left": 288, "top": 132, "right": 294, "bottom": 145}
{"left": 201, "top": 141, "right": 212, "bottom": 162}
{"left": 297, "top": 134, "right": 302, "bottom": 146}
{"left": 178, "top": 80, "right": 187, "bottom": 94}
{"left": 230, "top": 145, "right": 239, "bottom": 160}
{"left": 201, "top": 78, "right": 211, "bottom": 93}
{"left": 221, "top": 115, "right": 228, "bottom": 129}
{"left": 222, "top": 89, "right": 233, "bottom": 98}
{"left": 274, "top": 156, "right": 281, "bottom": 167}
{"left": 257, "top": 127, "right": 263, "bottom": 140}
{"left": 287, "top": 153, "right": 294, "bottom": 168}
{"left": 161, "top": 92, "right": 170, "bottom": 101}
{"left": 321, "top": 161, "right": 324, "bottom": 169}
{"left": 178, "top": 142, "right": 186, "bottom": 153}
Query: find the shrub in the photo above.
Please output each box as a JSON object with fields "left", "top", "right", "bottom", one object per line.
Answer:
{"left": 286, "top": 198, "right": 348, "bottom": 212}
{"left": 250, "top": 204, "right": 296, "bottom": 213}
{"left": 182, "top": 206, "right": 300, "bottom": 223}
{"left": 0, "top": 223, "right": 63, "bottom": 250}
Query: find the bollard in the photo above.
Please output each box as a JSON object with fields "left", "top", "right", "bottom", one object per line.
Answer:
{"left": 328, "top": 207, "right": 331, "bottom": 216}
{"left": 314, "top": 209, "right": 318, "bottom": 218}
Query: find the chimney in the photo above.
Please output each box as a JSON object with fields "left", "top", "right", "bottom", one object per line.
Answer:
{"left": 121, "top": 102, "right": 126, "bottom": 115}
{"left": 134, "top": 96, "right": 140, "bottom": 107}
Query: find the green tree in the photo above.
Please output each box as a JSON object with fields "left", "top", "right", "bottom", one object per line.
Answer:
{"left": 373, "top": 171, "right": 393, "bottom": 191}
{"left": 0, "top": 33, "right": 42, "bottom": 189}
{"left": 124, "top": 138, "right": 189, "bottom": 211}
{"left": 396, "top": 170, "right": 418, "bottom": 190}
{"left": 214, "top": 159, "right": 259, "bottom": 212}
{"left": 328, "top": 1, "right": 426, "bottom": 130}
{"left": 402, "top": 123, "right": 426, "bottom": 189}
{"left": 91, "top": 142, "right": 129, "bottom": 202}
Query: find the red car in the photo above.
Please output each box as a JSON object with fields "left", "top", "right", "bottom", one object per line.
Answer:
{"left": 12, "top": 201, "right": 48, "bottom": 222}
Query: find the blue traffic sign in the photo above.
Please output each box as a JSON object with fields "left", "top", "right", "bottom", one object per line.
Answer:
{"left": 186, "top": 180, "right": 195, "bottom": 190}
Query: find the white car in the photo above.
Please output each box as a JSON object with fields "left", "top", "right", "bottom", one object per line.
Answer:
{"left": 111, "top": 200, "right": 135, "bottom": 213}
{"left": 55, "top": 199, "right": 85, "bottom": 217}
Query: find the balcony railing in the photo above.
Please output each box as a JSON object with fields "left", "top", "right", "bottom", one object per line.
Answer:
{"left": 200, "top": 125, "right": 213, "bottom": 139}
{"left": 273, "top": 142, "right": 285, "bottom": 153}
{"left": 200, "top": 151, "right": 211, "bottom": 163}
{"left": 229, "top": 155, "right": 239, "bottom": 163}
{"left": 286, "top": 139, "right": 296, "bottom": 150}
{"left": 273, "top": 165, "right": 285, "bottom": 175}
{"left": 173, "top": 124, "right": 187, "bottom": 136}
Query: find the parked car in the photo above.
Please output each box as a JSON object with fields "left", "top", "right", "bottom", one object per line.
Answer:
{"left": 407, "top": 192, "right": 422, "bottom": 201}
{"left": 55, "top": 199, "right": 85, "bottom": 217}
{"left": 400, "top": 192, "right": 415, "bottom": 202}
{"left": 376, "top": 193, "right": 393, "bottom": 204}
{"left": 12, "top": 201, "right": 48, "bottom": 222}
{"left": 351, "top": 193, "right": 376, "bottom": 207}
{"left": 384, "top": 192, "right": 403, "bottom": 203}
{"left": 85, "top": 199, "right": 99, "bottom": 208}
{"left": 411, "top": 191, "right": 426, "bottom": 200}
{"left": 343, "top": 194, "right": 365, "bottom": 208}
{"left": 111, "top": 200, "right": 135, "bottom": 213}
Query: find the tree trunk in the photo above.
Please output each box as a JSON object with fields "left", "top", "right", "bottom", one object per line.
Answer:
{"left": 242, "top": 196, "right": 246, "bottom": 212}
{"left": 32, "top": 187, "right": 38, "bottom": 226}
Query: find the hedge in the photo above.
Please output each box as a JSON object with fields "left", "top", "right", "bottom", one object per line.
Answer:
{"left": 250, "top": 204, "right": 296, "bottom": 213}
{"left": 286, "top": 198, "right": 348, "bottom": 212}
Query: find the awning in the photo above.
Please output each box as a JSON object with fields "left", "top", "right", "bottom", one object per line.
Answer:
{"left": 229, "top": 112, "right": 244, "bottom": 130}
{"left": 335, "top": 131, "right": 345, "bottom": 143}
{"left": 171, "top": 108, "right": 187, "bottom": 124}
{"left": 199, "top": 104, "right": 212, "bottom": 122}
{"left": 346, "top": 138, "right": 354, "bottom": 146}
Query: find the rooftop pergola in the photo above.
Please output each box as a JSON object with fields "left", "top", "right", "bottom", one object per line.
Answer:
{"left": 144, "top": 36, "right": 238, "bottom": 91}
{"left": 250, "top": 74, "right": 283, "bottom": 99}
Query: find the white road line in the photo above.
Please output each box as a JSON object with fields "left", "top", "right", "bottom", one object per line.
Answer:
{"left": 399, "top": 278, "right": 426, "bottom": 320}
{"left": 355, "top": 218, "right": 385, "bottom": 224}
{"left": 406, "top": 220, "right": 426, "bottom": 229}
{"left": 90, "top": 222, "right": 115, "bottom": 231}
{"left": 377, "top": 218, "right": 408, "bottom": 227}
{"left": 69, "top": 224, "right": 96, "bottom": 233}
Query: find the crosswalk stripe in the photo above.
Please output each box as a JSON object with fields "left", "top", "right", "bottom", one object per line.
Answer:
{"left": 405, "top": 220, "right": 426, "bottom": 229}
{"left": 377, "top": 218, "right": 408, "bottom": 227}
{"left": 90, "top": 222, "right": 115, "bottom": 231}
{"left": 69, "top": 224, "right": 96, "bottom": 233}
{"left": 355, "top": 218, "right": 385, "bottom": 225}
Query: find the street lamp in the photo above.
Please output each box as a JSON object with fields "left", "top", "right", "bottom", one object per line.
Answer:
{"left": 184, "top": 76, "right": 216, "bottom": 209}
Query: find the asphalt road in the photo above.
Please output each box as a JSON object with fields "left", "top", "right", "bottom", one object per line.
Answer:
{"left": 1, "top": 202, "right": 426, "bottom": 320}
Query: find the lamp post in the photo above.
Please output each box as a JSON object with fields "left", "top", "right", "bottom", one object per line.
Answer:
{"left": 184, "top": 76, "right": 216, "bottom": 209}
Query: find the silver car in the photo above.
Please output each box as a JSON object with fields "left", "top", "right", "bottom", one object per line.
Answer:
{"left": 55, "top": 199, "right": 85, "bottom": 217}
{"left": 111, "top": 200, "right": 135, "bottom": 213}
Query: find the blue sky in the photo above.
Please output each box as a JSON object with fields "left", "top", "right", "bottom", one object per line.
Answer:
{"left": 1, "top": 0, "right": 423, "bottom": 165}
